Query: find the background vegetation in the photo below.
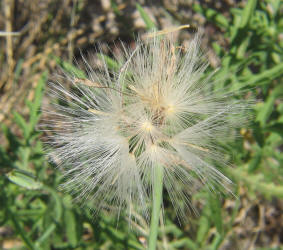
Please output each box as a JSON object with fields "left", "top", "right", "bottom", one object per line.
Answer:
{"left": 0, "top": 0, "right": 282, "bottom": 249}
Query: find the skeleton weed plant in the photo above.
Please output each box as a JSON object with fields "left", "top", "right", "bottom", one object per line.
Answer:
{"left": 44, "top": 32, "right": 250, "bottom": 249}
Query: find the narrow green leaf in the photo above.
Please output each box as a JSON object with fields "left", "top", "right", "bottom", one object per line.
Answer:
{"left": 110, "top": 0, "right": 122, "bottom": 15}
{"left": 239, "top": 0, "right": 258, "bottom": 28}
{"left": 25, "top": 99, "right": 33, "bottom": 112}
{"left": 44, "top": 186, "right": 63, "bottom": 223}
{"left": 248, "top": 150, "right": 262, "bottom": 172}
{"left": 264, "top": 123, "right": 283, "bottom": 137}
{"left": 54, "top": 56, "right": 86, "bottom": 78}
{"left": 128, "top": 240, "right": 144, "bottom": 250}
{"left": 236, "top": 62, "right": 283, "bottom": 89}
{"left": 269, "top": 0, "right": 281, "bottom": 17}
{"left": 236, "top": 35, "right": 251, "bottom": 59}
{"left": 196, "top": 216, "right": 210, "bottom": 243}
{"left": 205, "top": 8, "right": 229, "bottom": 29}
{"left": 210, "top": 233, "right": 223, "bottom": 250}
{"left": 13, "top": 111, "right": 29, "bottom": 139}
{"left": 256, "top": 95, "right": 276, "bottom": 127}
{"left": 17, "top": 147, "right": 31, "bottom": 170}
{"left": 98, "top": 53, "right": 120, "bottom": 71}
{"left": 9, "top": 209, "right": 35, "bottom": 250}
{"left": 108, "top": 226, "right": 125, "bottom": 241}
{"left": 271, "top": 52, "right": 281, "bottom": 64}
{"left": 192, "top": 3, "right": 203, "bottom": 13}
{"left": 256, "top": 84, "right": 282, "bottom": 127}
{"left": 209, "top": 194, "right": 223, "bottom": 235}
{"left": 64, "top": 209, "right": 78, "bottom": 247}
{"left": 164, "top": 224, "right": 183, "bottom": 237}
{"left": 170, "top": 238, "right": 198, "bottom": 249}
{"left": 136, "top": 4, "right": 156, "bottom": 30}
{"left": 30, "top": 72, "right": 47, "bottom": 128}
{"left": 35, "top": 223, "right": 56, "bottom": 247}
{"left": 6, "top": 169, "right": 42, "bottom": 190}
{"left": 16, "top": 209, "right": 45, "bottom": 217}
{"left": 192, "top": 4, "right": 229, "bottom": 29}
{"left": 212, "top": 42, "right": 222, "bottom": 56}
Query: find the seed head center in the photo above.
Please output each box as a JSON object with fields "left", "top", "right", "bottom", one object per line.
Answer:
{"left": 142, "top": 121, "right": 153, "bottom": 132}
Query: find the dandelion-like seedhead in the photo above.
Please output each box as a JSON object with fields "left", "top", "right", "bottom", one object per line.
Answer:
{"left": 43, "top": 34, "right": 250, "bottom": 220}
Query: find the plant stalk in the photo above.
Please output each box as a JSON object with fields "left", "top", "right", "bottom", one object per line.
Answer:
{"left": 148, "top": 165, "right": 164, "bottom": 250}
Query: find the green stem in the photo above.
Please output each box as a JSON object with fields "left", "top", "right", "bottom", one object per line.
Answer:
{"left": 148, "top": 165, "right": 164, "bottom": 250}
{"left": 9, "top": 209, "right": 35, "bottom": 249}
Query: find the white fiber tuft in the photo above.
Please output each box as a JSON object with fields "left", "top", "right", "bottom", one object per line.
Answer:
{"left": 42, "top": 33, "right": 251, "bottom": 221}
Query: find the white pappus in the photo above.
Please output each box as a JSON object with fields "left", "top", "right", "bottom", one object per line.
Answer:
{"left": 43, "top": 33, "right": 250, "bottom": 221}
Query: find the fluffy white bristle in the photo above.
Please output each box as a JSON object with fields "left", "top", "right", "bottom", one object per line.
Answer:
{"left": 42, "top": 34, "right": 250, "bottom": 220}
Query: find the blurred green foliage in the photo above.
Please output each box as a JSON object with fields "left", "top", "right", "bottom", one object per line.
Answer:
{"left": 1, "top": 0, "right": 283, "bottom": 249}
